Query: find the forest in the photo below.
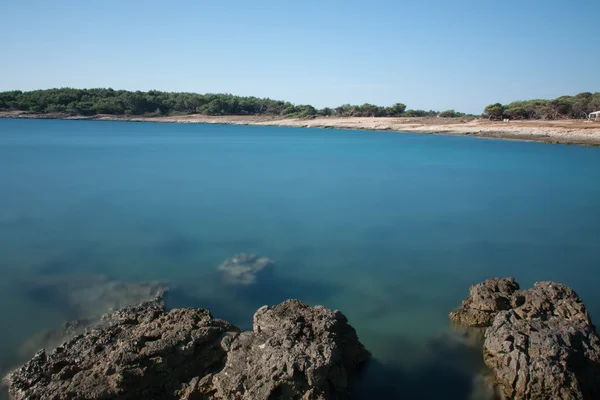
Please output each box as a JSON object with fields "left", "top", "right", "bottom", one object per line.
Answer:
{"left": 484, "top": 92, "right": 600, "bottom": 120}
{"left": 0, "top": 88, "right": 468, "bottom": 119}
{"left": 4, "top": 88, "right": 595, "bottom": 121}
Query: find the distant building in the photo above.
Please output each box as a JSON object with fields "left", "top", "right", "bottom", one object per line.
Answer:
{"left": 590, "top": 111, "right": 600, "bottom": 121}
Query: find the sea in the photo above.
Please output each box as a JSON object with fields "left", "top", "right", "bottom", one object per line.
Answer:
{"left": 1, "top": 118, "right": 599, "bottom": 399}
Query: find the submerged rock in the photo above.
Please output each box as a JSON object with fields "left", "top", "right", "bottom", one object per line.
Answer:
{"left": 4, "top": 299, "right": 369, "bottom": 400}
{"left": 23, "top": 273, "right": 168, "bottom": 318}
{"left": 452, "top": 279, "right": 600, "bottom": 400}
{"left": 217, "top": 253, "right": 274, "bottom": 285}
{"left": 18, "top": 275, "right": 168, "bottom": 360}
{"left": 18, "top": 317, "right": 98, "bottom": 361}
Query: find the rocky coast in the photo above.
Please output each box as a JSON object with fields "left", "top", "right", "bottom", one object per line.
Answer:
{"left": 4, "top": 272, "right": 599, "bottom": 399}
{"left": 450, "top": 278, "right": 600, "bottom": 399}
{"left": 3, "top": 297, "right": 369, "bottom": 399}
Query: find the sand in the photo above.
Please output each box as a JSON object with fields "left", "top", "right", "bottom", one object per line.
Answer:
{"left": 2, "top": 111, "right": 600, "bottom": 146}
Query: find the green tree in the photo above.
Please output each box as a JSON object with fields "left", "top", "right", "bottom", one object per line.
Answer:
{"left": 387, "top": 103, "right": 407, "bottom": 117}
{"left": 484, "top": 103, "right": 505, "bottom": 120}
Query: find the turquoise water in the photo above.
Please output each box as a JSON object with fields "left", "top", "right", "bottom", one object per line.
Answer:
{"left": 1, "top": 118, "right": 600, "bottom": 398}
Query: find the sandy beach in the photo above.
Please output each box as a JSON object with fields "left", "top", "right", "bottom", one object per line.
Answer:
{"left": 2, "top": 111, "right": 600, "bottom": 146}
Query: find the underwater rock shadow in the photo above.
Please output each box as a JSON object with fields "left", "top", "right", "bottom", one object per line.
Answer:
{"left": 166, "top": 267, "right": 342, "bottom": 330}
{"left": 20, "top": 272, "right": 168, "bottom": 321}
{"left": 34, "top": 246, "right": 99, "bottom": 275}
{"left": 225, "top": 267, "right": 342, "bottom": 311}
{"left": 352, "top": 359, "right": 473, "bottom": 400}
{"left": 153, "top": 234, "right": 199, "bottom": 261}
{"left": 352, "top": 332, "right": 497, "bottom": 400}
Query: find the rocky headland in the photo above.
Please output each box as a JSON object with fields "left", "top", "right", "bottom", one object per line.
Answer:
{"left": 3, "top": 297, "right": 369, "bottom": 400}
{"left": 450, "top": 278, "right": 600, "bottom": 399}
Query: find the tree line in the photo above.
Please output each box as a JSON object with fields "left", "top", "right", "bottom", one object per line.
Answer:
{"left": 0, "top": 88, "right": 471, "bottom": 119}
{"left": 483, "top": 92, "right": 600, "bottom": 120}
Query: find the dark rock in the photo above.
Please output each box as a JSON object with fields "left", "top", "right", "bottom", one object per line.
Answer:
{"left": 200, "top": 300, "right": 370, "bottom": 399}
{"left": 484, "top": 309, "right": 600, "bottom": 400}
{"left": 510, "top": 282, "right": 592, "bottom": 324}
{"left": 452, "top": 279, "right": 600, "bottom": 400}
{"left": 5, "top": 297, "right": 239, "bottom": 400}
{"left": 449, "top": 278, "right": 520, "bottom": 327}
{"left": 18, "top": 317, "right": 97, "bottom": 361}
{"left": 217, "top": 253, "right": 274, "bottom": 285}
{"left": 4, "top": 299, "right": 369, "bottom": 400}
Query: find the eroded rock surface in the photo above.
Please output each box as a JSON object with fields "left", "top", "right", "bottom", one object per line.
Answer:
{"left": 452, "top": 279, "right": 600, "bottom": 400}
{"left": 4, "top": 299, "right": 369, "bottom": 400}
{"left": 449, "top": 277, "right": 520, "bottom": 327}
{"left": 205, "top": 300, "right": 369, "bottom": 399}
{"left": 217, "top": 253, "right": 274, "bottom": 285}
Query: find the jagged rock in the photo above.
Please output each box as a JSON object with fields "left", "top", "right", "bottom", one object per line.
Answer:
{"left": 4, "top": 297, "right": 239, "bottom": 400}
{"left": 202, "top": 300, "right": 370, "bottom": 399}
{"left": 216, "top": 253, "right": 273, "bottom": 285}
{"left": 452, "top": 279, "right": 600, "bottom": 400}
{"left": 449, "top": 278, "right": 519, "bottom": 327}
{"left": 484, "top": 309, "right": 600, "bottom": 400}
{"left": 4, "top": 299, "right": 369, "bottom": 400}
{"left": 510, "top": 282, "right": 592, "bottom": 323}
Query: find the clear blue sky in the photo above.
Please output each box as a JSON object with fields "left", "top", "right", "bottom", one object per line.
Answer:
{"left": 1, "top": 0, "right": 598, "bottom": 113}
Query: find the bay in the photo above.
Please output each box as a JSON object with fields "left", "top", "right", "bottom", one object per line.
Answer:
{"left": 1, "top": 118, "right": 599, "bottom": 398}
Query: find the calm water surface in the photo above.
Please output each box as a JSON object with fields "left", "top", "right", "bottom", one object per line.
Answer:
{"left": 1, "top": 119, "right": 599, "bottom": 398}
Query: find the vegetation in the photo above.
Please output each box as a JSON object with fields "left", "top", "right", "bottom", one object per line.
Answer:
{"left": 0, "top": 88, "right": 471, "bottom": 119}
{"left": 4, "top": 88, "right": 598, "bottom": 122}
{"left": 483, "top": 93, "right": 600, "bottom": 120}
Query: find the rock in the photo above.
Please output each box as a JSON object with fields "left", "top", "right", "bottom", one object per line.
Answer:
{"left": 483, "top": 282, "right": 600, "bottom": 400}
{"left": 484, "top": 309, "right": 600, "bottom": 400}
{"left": 4, "top": 297, "right": 239, "bottom": 400}
{"left": 510, "top": 282, "right": 592, "bottom": 324}
{"left": 449, "top": 277, "right": 520, "bottom": 327}
{"left": 18, "top": 317, "right": 98, "bottom": 361}
{"left": 217, "top": 253, "right": 274, "bottom": 285}
{"left": 452, "top": 278, "right": 600, "bottom": 400}
{"left": 203, "top": 300, "right": 370, "bottom": 399}
{"left": 4, "top": 299, "right": 369, "bottom": 400}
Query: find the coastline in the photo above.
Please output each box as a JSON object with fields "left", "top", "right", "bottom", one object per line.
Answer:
{"left": 2, "top": 111, "right": 600, "bottom": 146}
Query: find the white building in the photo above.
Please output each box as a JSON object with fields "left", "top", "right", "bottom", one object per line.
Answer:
{"left": 590, "top": 111, "right": 600, "bottom": 121}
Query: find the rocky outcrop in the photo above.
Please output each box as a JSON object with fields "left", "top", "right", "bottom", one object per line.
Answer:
{"left": 4, "top": 298, "right": 369, "bottom": 400}
{"left": 452, "top": 279, "right": 600, "bottom": 400}
{"left": 217, "top": 253, "right": 274, "bottom": 285}
{"left": 449, "top": 277, "right": 520, "bottom": 327}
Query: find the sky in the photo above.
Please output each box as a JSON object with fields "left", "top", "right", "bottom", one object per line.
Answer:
{"left": 0, "top": 0, "right": 598, "bottom": 114}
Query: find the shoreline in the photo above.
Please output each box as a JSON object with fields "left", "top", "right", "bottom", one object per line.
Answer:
{"left": 2, "top": 111, "right": 600, "bottom": 146}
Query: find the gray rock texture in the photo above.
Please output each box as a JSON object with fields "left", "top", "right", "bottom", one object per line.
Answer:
{"left": 449, "top": 277, "right": 520, "bottom": 327}
{"left": 452, "top": 279, "right": 600, "bottom": 400}
{"left": 4, "top": 299, "right": 369, "bottom": 400}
